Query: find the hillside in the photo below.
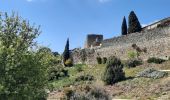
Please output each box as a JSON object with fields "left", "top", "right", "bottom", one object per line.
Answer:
{"left": 48, "top": 60, "right": 170, "bottom": 100}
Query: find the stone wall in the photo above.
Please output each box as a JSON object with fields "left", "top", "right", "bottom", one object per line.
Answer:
{"left": 71, "top": 26, "right": 170, "bottom": 64}
{"left": 84, "top": 34, "right": 103, "bottom": 48}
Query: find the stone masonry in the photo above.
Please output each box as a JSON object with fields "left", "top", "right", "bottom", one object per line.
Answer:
{"left": 71, "top": 21, "right": 170, "bottom": 64}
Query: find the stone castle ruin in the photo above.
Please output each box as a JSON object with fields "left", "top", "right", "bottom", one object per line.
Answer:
{"left": 71, "top": 17, "right": 170, "bottom": 64}
{"left": 84, "top": 34, "right": 103, "bottom": 48}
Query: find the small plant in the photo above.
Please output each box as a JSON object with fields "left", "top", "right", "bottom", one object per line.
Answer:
{"left": 147, "top": 57, "right": 166, "bottom": 64}
{"left": 126, "top": 59, "right": 143, "bottom": 68}
{"left": 75, "top": 74, "right": 94, "bottom": 82}
{"left": 75, "top": 65, "right": 83, "bottom": 72}
{"left": 63, "top": 87, "right": 74, "bottom": 99}
{"left": 102, "top": 56, "right": 125, "bottom": 85}
{"left": 64, "top": 85, "right": 110, "bottom": 100}
{"left": 128, "top": 51, "right": 138, "bottom": 59}
{"left": 65, "top": 58, "right": 73, "bottom": 67}
{"left": 102, "top": 57, "right": 107, "bottom": 64}
{"left": 96, "top": 57, "right": 102, "bottom": 64}
{"left": 137, "top": 68, "right": 168, "bottom": 79}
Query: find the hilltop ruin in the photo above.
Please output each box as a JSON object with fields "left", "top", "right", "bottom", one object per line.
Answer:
{"left": 71, "top": 17, "right": 170, "bottom": 64}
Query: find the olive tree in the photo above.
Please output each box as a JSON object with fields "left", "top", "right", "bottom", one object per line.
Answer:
{"left": 0, "top": 12, "right": 48, "bottom": 99}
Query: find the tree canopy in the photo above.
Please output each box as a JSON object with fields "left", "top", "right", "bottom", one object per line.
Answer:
{"left": 128, "top": 11, "right": 142, "bottom": 34}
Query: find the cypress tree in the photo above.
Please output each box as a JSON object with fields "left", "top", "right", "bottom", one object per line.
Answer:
{"left": 63, "top": 38, "right": 70, "bottom": 66}
{"left": 121, "top": 16, "right": 127, "bottom": 35}
{"left": 128, "top": 11, "right": 142, "bottom": 34}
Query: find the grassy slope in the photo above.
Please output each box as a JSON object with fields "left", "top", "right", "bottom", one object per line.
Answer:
{"left": 49, "top": 61, "right": 170, "bottom": 99}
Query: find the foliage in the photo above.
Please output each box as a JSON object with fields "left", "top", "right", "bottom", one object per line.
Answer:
{"left": 0, "top": 12, "right": 48, "bottom": 99}
{"left": 128, "top": 11, "right": 142, "bottom": 34}
{"left": 126, "top": 59, "right": 143, "bottom": 68}
{"left": 65, "top": 58, "right": 73, "bottom": 67}
{"left": 64, "top": 86, "right": 110, "bottom": 100}
{"left": 52, "top": 52, "right": 59, "bottom": 57}
{"left": 75, "top": 65, "right": 83, "bottom": 72}
{"left": 147, "top": 57, "right": 166, "bottom": 64}
{"left": 48, "top": 64, "right": 68, "bottom": 81}
{"left": 63, "top": 38, "right": 71, "bottom": 66}
{"left": 75, "top": 74, "right": 94, "bottom": 82}
{"left": 96, "top": 57, "right": 102, "bottom": 64}
{"left": 102, "top": 57, "right": 107, "bottom": 64}
{"left": 63, "top": 87, "right": 74, "bottom": 99}
{"left": 137, "top": 68, "right": 168, "bottom": 79}
{"left": 121, "top": 16, "right": 127, "bottom": 35}
{"left": 37, "top": 47, "right": 67, "bottom": 81}
{"left": 127, "top": 51, "right": 138, "bottom": 59}
{"left": 102, "top": 56, "right": 125, "bottom": 85}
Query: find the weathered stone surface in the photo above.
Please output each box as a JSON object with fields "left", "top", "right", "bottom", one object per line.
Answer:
{"left": 71, "top": 26, "right": 170, "bottom": 64}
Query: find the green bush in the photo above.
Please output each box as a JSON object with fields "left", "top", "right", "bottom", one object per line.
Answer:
{"left": 0, "top": 12, "right": 48, "bottom": 99}
{"left": 147, "top": 57, "right": 166, "bottom": 64}
{"left": 102, "top": 57, "right": 107, "bottom": 64}
{"left": 127, "top": 51, "right": 138, "bottom": 59}
{"left": 126, "top": 59, "right": 143, "bottom": 68}
{"left": 96, "top": 57, "right": 102, "bottom": 64}
{"left": 75, "top": 65, "right": 83, "bottom": 72}
{"left": 65, "top": 58, "right": 73, "bottom": 67}
{"left": 102, "top": 56, "right": 125, "bottom": 85}
{"left": 75, "top": 74, "right": 94, "bottom": 82}
{"left": 48, "top": 64, "right": 68, "bottom": 81}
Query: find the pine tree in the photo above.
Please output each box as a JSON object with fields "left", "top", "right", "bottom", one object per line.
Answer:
{"left": 121, "top": 16, "right": 127, "bottom": 35}
{"left": 128, "top": 11, "right": 142, "bottom": 34}
{"left": 63, "top": 38, "right": 70, "bottom": 66}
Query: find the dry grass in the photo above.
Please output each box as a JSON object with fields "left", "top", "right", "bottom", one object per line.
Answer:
{"left": 48, "top": 61, "right": 170, "bottom": 100}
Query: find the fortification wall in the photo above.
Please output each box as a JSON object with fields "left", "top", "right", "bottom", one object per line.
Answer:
{"left": 71, "top": 26, "right": 170, "bottom": 64}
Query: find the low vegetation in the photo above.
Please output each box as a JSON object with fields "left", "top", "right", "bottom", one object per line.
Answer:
{"left": 147, "top": 57, "right": 166, "bottom": 64}
{"left": 48, "top": 58, "right": 170, "bottom": 100}
{"left": 102, "top": 56, "right": 125, "bottom": 85}
{"left": 125, "top": 59, "right": 143, "bottom": 68}
{"left": 96, "top": 57, "right": 102, "bottom": 64}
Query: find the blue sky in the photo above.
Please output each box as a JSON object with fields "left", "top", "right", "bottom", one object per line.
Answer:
{"left": 0, "top": 0, "right": 170, "bottom": 53}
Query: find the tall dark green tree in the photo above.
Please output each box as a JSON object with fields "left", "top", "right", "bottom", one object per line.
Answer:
{"left": 63, "top": 38, "right": 70, "bottom": 66}
{"left": 128, "top": 11, "right": 142, "bottom": 34}
{"left": 121, "top": 16, "right": 127, "bottom": 35}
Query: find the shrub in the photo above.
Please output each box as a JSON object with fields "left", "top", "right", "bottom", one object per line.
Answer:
{"left": 126, "top": 59, "right": 143, "bottom": 68}
{"left": 75, "top": 65, "right": 83, "bottom": 72}
{"left": 102, "top": 57, "right": 107, "bottom": 64}
{"left": 48, "top": 64, "right": 68, "bottom": 81}
{"left": 63, "top": 87, "right": 74, "bottom": 99}
{"left": 64, "top": 86, "right": 110, "bottom": 100}
{"left": 75, "top": 74, "right": 94, "bottom": 82}
{"left": 65, "top": 58, "right": 73, "bottom": 67}
{"left": 102, "top": 56, "right": 125, "bottom": 85}
{"left": 127, "top": 51, "right": 138, "bottom": 59}
{"left": 137, "top": 68, "right": 168, "bottom": 79}
{"left": 96, "top": 57, "right": 102, "bottom": 64}
{"left": 147, "top": 57, "right": 166, "bottom": 64}
{"left": 0, "top": 12, "right": 48, "bottom": 99}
